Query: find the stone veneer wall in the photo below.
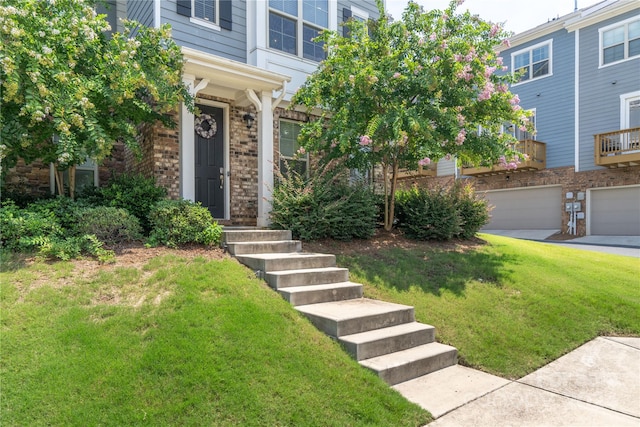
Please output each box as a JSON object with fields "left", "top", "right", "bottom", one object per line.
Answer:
{"left": 400, "top": 165, "right": 640, "bottom": 236}
{"left": 3, "top": 142, "right": 126, "bottom": 197}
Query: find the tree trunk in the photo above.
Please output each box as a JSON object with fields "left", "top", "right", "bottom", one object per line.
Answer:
{"left": 54, "top": 165, "right": 65, "bottom": 197}
{"left": 388, "top": 160, "right": 399, "bottom": 231}
{"left": 68, "top": 164, "right": 76, "bottom": 200}
{"left": 382, "top": 163, "right": 391, "bottom": 231}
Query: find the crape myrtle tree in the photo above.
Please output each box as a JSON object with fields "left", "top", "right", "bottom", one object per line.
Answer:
{"left": 291, "top": 0, "right": 533, "bottom": 231}
{"left": 0, "top": 0, "right": 193, "bottom": 198}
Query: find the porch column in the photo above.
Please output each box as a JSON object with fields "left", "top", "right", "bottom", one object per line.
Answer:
{"left": 257, "top": 91, "right": 274, "bottom": 227}
{"left": 180, "top": 74, "right": 208, "bottom": 202}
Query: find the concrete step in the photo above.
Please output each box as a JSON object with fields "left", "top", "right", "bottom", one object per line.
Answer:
{"left": 295, "top": 298, "right": 415, "bottom": 338}
{"left": 265, "top": 267, "right": 349, "bottom": 289}
{"left": 236, "top": 252, "right": 336, "bottom": 272}
{"left": 279, "top": 282, "right": 363, "bottom": 306}
{"left": 359, "top": 342, "right": 458, "bottom": 386}
{"left": 223, "top": 229, "right": 292, "bottom": 243}
{"left": 339, "top": 322, "right": 436, "bottom": 361}
{"left": 226, "top": 240, "right": 301, "bottom": 256}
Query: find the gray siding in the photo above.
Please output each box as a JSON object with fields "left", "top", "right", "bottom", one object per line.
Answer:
{"left": 127, "top": 0, "right": 153, "bottom": 28}
{"left": 162, "top": 0, "right": 246, "bottom": 63}
{"left": 578, "top": 8, "right": 640, "bottom": 172}
{"left": 502, "top": 28, "right": 576, "bottom": 169}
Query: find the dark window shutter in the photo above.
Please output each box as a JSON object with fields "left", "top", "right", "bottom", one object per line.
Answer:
{"left": 342, "top": 7, "right": 352, "bottom": 37}
{"left": 220, "top": 0, "right": 232, "bottom": 30}
{"left": 177, "top": 0, "right": 191, "bottom": 17}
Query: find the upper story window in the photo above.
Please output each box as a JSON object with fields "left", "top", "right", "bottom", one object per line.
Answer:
{"left": 600, "top": 17, "right": 640, "bottom": 66}
{"left": 176, "top": 0, "right": 232, "bottom": 31}
{"left": 269, "top": 0, "right": 328, "bottom": 62}
{"left": 279, "top": 120, "right": 308, "bottom": 176}
{"left": 511, "top": 40, "right": 552, "bottom": 84}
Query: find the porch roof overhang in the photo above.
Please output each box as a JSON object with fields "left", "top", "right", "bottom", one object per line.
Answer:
{"left": 181, "top": 46, "right": 291, "bottom": 105}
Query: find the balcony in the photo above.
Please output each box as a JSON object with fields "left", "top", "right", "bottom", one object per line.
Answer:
{"left": 461, "top": 140, "right": 547, "bottom": 177}
{"left": 594, "top": 127, "right": 640, "bottom": 168}
{"left": 397, "top": 163, "right": 437, "bottom": 179}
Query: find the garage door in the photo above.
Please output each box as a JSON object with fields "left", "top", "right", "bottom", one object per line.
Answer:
{"left": 482, "top": 186, "right": 562, "bottom": 230}
{"left": 590, "top": 186, "right": 640, "bottom": 235}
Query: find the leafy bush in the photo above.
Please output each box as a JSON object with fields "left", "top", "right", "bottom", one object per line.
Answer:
{"left": 98, "top": 173, "right": 167, "bottom": 233}
{"left": 395, "top": 187, "right": 461, "bottom": 240}
{"left": 76, "top": 206, "right": 143, "bottom": 245}
{"left": 147, "top": 199, "right": 222, "bottom": 248}
{"left": 28, "top": 196, "right": 88, "bottom": 233}
{"left": 395, "top": 183, "right": 489, "bottom": 241}
{"left": 270, "top": 162, "right": 377, "bottom": 241}
{"left": 450, "top": 182, "right": 490, "bottom": 239}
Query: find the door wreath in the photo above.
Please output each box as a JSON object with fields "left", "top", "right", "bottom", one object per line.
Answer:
{"left": 195, "top": 113, "right": 217, "bottom": 139}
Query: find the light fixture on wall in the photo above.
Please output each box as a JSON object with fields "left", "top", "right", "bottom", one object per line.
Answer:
{"left": 506, "top": 175, "right": 510, "bottom": 181}
{"left": 243, "top": 113, "right": 254, "bottom": 129}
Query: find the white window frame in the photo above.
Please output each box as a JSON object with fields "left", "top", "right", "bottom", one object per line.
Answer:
{"left": 599, "top": 16, "right": 640, "bottom": 68}
{"left": 268, "top": 0, "right": 328, "bottom": 62}
{"left": 620, "top": 90, "right": 640, "bottom": 130}
{"left": 278, "top": 119, "right": 309, "bottom": 176}
{"left": 511, "top": 40, "right": 553, "bottom": 86}
{"left": 190, "top": 0, "right": 221, "bottom": 31}
{"left": 350, "top": 5, "right": 369, "bottom": 21}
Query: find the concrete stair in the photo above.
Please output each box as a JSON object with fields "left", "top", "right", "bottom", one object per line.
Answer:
{"left": 222, "top": 228, "right": 458, "bottom": 388}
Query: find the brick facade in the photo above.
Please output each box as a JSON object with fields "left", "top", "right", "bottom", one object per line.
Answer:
{"left": 400, "top": 165, "right": 640, "bottom": 236}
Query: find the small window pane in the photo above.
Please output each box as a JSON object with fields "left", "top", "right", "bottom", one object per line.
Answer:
{"left": 629, "top": 38, "right": 640, "bottom": 58}
{"left": 269, "top": 13, "right": 297, "bottom": 55}
{"left": 269, "top": 0, "right": 297, "bottom": 16}
{"left": 303, "top": 0, "right": 328, "bottom": 27}
{"left": 603, "top": 44, "right": 624, "bottom": 64}
{"left": 303, "top": 25, "right": 325, "bottom": 62}
{"left": 514, "top": 52, "right": 529, "bottom": 70}
{"left": 516, "top": 66, "right": 530, "bottom": 81}
{"left": 280, "top": 121, "right": 301, "bottom": 156}
{"left": 628, "top": 20, "right": 640, "bottom": 40}
{"left": 532, "top": 45, "right": 548, "bottom": 63}
{"left": 603, "top": 27, "right": 624, "bottom": 47}
{"left": 194, "top": 0, "right": 215, "bottom": 22}
{"left": 532, "top": 60, "right": 548, "bottom": 78}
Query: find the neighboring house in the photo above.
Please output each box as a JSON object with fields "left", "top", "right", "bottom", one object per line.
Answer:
{"left": 5, "top": 0, "right": 379, "bottom": 227}
{"left": 412, "top": 0, "right": 639, "bottom": 237}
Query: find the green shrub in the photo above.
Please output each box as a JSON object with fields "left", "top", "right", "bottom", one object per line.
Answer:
{"left": 450, "top": 182, "right": 490, "bottom": 239}
{"left": 395, "top": 186, "right": 461, "bottom": 241}
{"left": 99, "top": 173, "right": 167, "bottom": 233}
{"left": 270, "top": 163, "right": 377, "bottom": 241}
{"left": 28, "top": 196, "right": 87, "bottom": 233}
{"left": 76, "top": 206, "right": 143, "bottom": 245}
{"left": 148, "top": 199, "right": 222, "bottom": 248}
{"left": 0, "top": 201, "right": 63, "bottom": 251}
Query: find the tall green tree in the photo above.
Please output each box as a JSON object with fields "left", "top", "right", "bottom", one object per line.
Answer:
{"left": 292, "top": 0, "right": 532, "bottom": 230}
{"left": 0, "top": 0, "right": 193, "bottom": 198}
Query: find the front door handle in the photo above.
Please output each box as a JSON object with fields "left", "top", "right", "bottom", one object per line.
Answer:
{"left": 219, "top": 167, "right": 224, "bottom": 190}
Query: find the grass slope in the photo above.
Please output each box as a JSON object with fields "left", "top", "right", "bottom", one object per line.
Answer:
{"left": 1, "top": 254, "right": 429, "bottom": 426}
{"left": 340, "top": 234, "right": 640, "bottom": 379}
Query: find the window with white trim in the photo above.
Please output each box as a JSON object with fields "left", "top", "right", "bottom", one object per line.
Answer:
{"left": 279, "top": 120, "right": 308, "bottom": 176}
{"left": 193, "top": 0, "right": 217, "bottom": 23}
{"left": 50, "top": 158, "right": 98, "bottom": 194}
{"left": 511, "top": 40, "right": 552, "bottom": 83}
{"left": 269, "top": 0, "right": 328, "bottom": 62}
{"left": 503, "top": 109, "right": 536, "bottom": 141}
{"left": 177, "top": 0, "right": 232, "bottom": 31}
{"left": 600, "top": 17, "right": 640, "bottom": 66}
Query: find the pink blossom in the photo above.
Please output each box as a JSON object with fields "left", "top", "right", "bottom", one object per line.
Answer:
{"left": 429, "top": 33, "right": 437, "bottom": 41}
{"left": 507, "top": 161, "right": 518, "bottom": 170}
{"left": 445, "top": 153, "right": 452, "bottom": 161}
{"left": 297, "top": 147, "right": 306, "bottom": 155}
{"left": 484, "top": 66, "right": 496, "bottom": 78}
{"left": 418, "top": 37, "right": 425, "bottom": 45}
{"left": 512, "top": 105, "right": 522, "bottom": 112}
{"left": 464, "top": 48, "right": 476, "bottom": 62}
{"left": 456, "top": 64, "right": 473, "bottom": 81}
{"left": 359, "top": 135, "right": 372, "bottom": 146}
{"left": 502, "top": 38, "right": 511, "bottom": 48}
{"left": 457, "top": 0, "right": 465, "bottom": 5}
{"left": 457, "top": 113, "right": 465, "bottom": 126}
{"left": 330, "top": 141, "right": 337, "bottom": 148}
{"left": 442, "top": 13, "right": 449, "bottom": 21}
{"left": 393, "top": 72, "right": 401, "bottom": 78}
{"left": 497, "top": 83, "right": 508, "bottom": 93}
{"left": 455, "top": 128, "right": 466, "bottom": 145}
{"left": 496, "top": 56, "right": 504, "bottom": 66}
{"left": 502, "top": 66, "right": 508, "bottom": 71}
{"left": 441, "top": 40, "right": 448, "bottom": 49}
{"left": 418, "top": 157, "right": 431, "bottom": 166}
{"left": 454, "top": 54, "right": 464, "bottom": 62}
{"left": 478, "top": 82, "right": 495, "bottom": 101}
{"left": 510, "top": 94, "right": 520, "bottom": 105}
{"left": 489, "top": 23, "right": 501, "bottom": 38}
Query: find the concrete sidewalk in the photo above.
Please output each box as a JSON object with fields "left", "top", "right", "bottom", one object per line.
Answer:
{"left": 395, "top": 337, "right": 640, "bottom": 426}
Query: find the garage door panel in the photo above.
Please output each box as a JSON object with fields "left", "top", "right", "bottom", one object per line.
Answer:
{"left": 482, "top": 187, "right": 562, "bottom": 230}
{"left": 590, "top": 187, "right": 640, "bottom": 236}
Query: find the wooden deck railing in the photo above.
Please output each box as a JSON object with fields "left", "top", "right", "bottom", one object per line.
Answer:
{"left": 594, "top": 127, "right": 640, "bottom": 167}
{"left": 462, "top": 139, "right": 546, "bottom": 176}
{"left": 397, "top": 163, "right": 437, "bottom": 179}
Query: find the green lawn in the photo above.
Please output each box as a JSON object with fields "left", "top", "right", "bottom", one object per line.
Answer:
{"left": 0, "top": 253, "right": 429, "bottom": 426}
{"left": 339, "top": 234, "right": 640, "bottom": 379}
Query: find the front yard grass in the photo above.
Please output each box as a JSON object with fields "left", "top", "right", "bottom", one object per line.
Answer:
{"left": 0, "top": 253, "right": 429, "bottom": 426}
{"left": 339, "top": 234, "right": 640, "bottom": 379}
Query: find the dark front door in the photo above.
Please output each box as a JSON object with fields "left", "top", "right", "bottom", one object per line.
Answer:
{"left": 194, "top": 105, "right": 224, "bottom": 218}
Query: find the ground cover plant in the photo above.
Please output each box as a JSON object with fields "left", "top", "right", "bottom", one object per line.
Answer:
{"left": 0, "top": 248, "right": 430, "bottom": 426}
{"left": 307, "top": 233, "right": 640, "bottom": 379}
